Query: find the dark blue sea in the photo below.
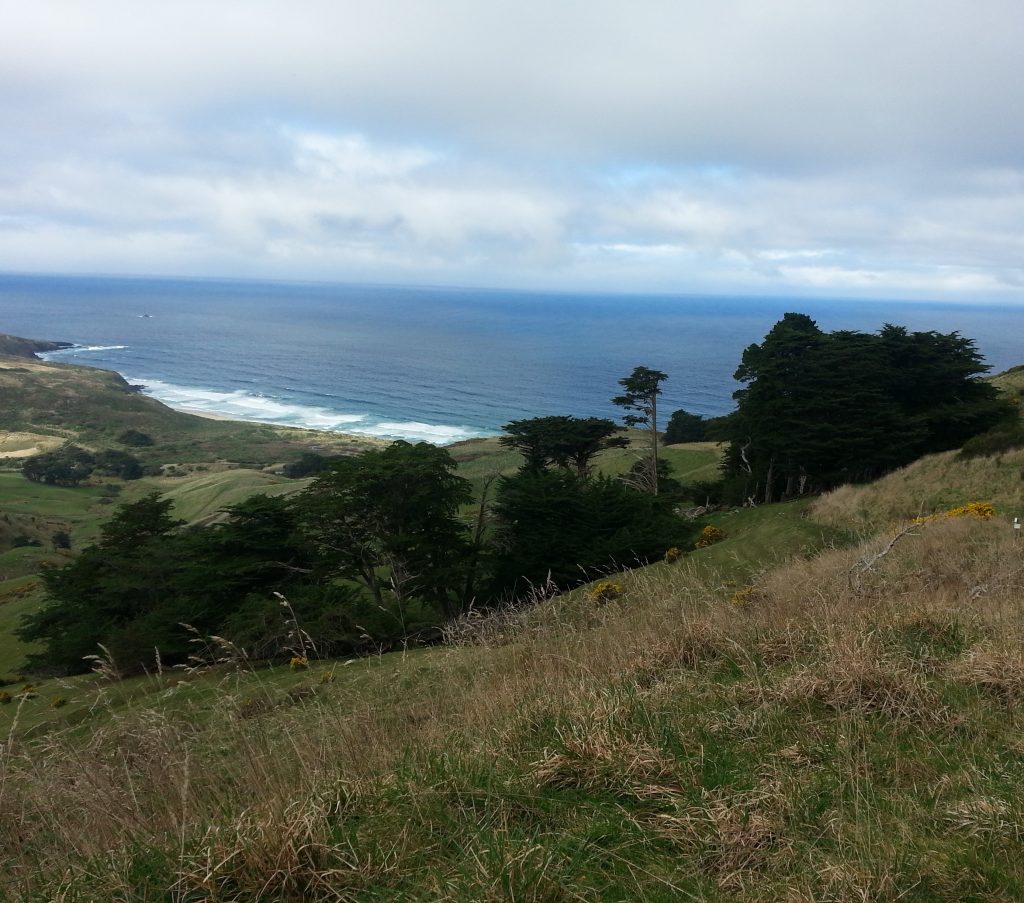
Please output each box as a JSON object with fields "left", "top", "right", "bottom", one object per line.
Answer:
{"left": 1, "top": 273, "right": 1022, "bottom": 443}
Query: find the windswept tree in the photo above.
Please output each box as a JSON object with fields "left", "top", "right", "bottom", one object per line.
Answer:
{"left": 499, "top": 415, "right": 627, "bottom": 477}
{"left": 725, "top": 313, "right": 1011, "bottom": 503}
{"left": 296, "top": 441, "right": 474, "bottom": 618}
{"left": 612, "top": 366, "right": 668, "bottom": 494}
{"left": 19, "top": 493, "right": 312, "bottom": 675}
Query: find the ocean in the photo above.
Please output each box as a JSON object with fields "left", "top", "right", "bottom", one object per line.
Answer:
{"left": 2, "top": 273, "right": 1023, "bottom": 444}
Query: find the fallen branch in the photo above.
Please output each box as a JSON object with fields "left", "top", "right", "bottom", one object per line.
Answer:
{"left": 848, "top": 522, "right": 920, "bottom": 594}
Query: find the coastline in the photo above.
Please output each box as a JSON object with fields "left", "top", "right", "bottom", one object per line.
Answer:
{"left": 173, "top": 404, "right": 390, "bottom": 447}
{"left": 177, "top": 406, "right": 252, "bottom": 424}
{"left": 29, "top": 335, "right": 493, "bottom": 446}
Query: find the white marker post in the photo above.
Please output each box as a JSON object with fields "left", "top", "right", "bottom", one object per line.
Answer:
{"left": 1015, "top": 516, "right": 1021, "bottom": 539}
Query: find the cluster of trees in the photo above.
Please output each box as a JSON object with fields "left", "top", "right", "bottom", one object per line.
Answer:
{"left": 720, "top": 314, "right": 1012, "bottom": 503}
{"left": 22, "top": 444, "right": 146, "bottom": 485}
{"left": 23, "top": 429, "right": 693, "bottom": 675}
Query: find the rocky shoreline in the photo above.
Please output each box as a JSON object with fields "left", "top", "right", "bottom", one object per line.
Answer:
{"left": 0, "top": 333, "right": 73, "bottom": 359}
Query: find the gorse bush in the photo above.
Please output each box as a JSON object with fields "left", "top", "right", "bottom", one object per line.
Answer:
{"left": 913, "top": 500, "right": 995, "bottom": 524}
{"left": 696, "top": 525, "right": 727, "bottom": 547}
{"left": 588, "top": 580, "right": 625, "bottom": 603}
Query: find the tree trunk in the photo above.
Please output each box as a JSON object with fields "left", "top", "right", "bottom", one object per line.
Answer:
{"left": 650, "top": 394, "right": 659, "bottom": 495}
{"left": 763, "top": 457, "right": 775, "bottom": 505}
{"left": 460, "top": 473, "right": 496, "bottom": 612}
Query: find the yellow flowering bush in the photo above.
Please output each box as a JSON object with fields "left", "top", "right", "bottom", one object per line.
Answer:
{"left": 730, "top": 586, "right": 757, "bottom": 608}
{"left": 913, "top": 501, "right": 994, "bottom": 525}
{"left": 288, "top": 656, "right": 309, "bottom": 671}
{"left": 50, "top": 696, "right": 67, "bottom": 709}
{"left": 0, "top": 690, "right": 11, "bottom": 705}
{"left": 696, "top": 525, "right": 727, "bottom": 548}
{"left": 664, "top": 546, "right": 684, "bottom": 563}
{"left": 589, "top": 580, "right": 625, "bottom": 603}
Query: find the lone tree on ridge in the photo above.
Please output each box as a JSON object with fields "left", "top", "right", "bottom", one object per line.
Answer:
{"left": 612, "top": 366, "right": 668, "bottom": 495}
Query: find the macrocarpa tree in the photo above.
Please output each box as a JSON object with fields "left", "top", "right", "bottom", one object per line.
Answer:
{"left": 612, "top": 366, "right": 668, "bottom": 494}
{"left": 296, "top": 440, "right": 475, "bottom": 618}
{"left": 727, "top": 313, "right": 1012, "bottom": 503}
{"left": 499, "top": 415, "right": 628, "bottom": 477}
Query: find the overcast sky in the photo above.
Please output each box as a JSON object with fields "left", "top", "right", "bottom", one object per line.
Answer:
{"left": 1, "top": 1, "right": 1023, "bottom": 299}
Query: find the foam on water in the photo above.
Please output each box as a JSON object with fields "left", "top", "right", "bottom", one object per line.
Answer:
{"left": 133, "top": 377, "right": 487, "bottom": 444}
{"left": 40, "top": 344, "right": 129, "bottom": 356}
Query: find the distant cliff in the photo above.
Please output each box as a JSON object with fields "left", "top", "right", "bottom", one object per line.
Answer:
{"left": 0, "top": 333, "right": 72, "bottom": 358}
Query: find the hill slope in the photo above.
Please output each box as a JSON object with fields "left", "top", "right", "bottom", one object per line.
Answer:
{"left": 0, "top": 337, "right": 383, "bottom": 464}
{"left": 810, "top": 446, "right": 1024, "bottom": 532}
{"left": 3, "top": 454, "right": 1023, "bottom": 900}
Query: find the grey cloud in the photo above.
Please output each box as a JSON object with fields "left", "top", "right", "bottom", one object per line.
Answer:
{"left": 0, "top": 1, "right": 1023, "bottom": 296}
{"left": 5, "top": 1, "right": 1024, "bottom": 166}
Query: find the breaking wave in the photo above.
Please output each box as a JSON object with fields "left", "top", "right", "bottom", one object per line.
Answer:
{"left": 39, "top": 344, "right": 129, "bottom": 357}
{"left": 132, "top": 378, "right": 489, "bottom": 444}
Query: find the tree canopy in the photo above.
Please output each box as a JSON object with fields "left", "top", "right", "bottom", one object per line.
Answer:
{"left": 499, "top": 415, "right": 627, "bottom": 476}
{"left": 18, "top": 313, "right": 1011, "bottom": 677}
{"left": 297, "top": 440, "right": 474, "bottom": 618}
{"left": 725, "top": 314, "right": 1011, "bottom": 502}
{"left": 612, "top": 366, "right": 668, "bottom": 494}
{"left": 664, "top": 409, "right": 705, "bottom": 444}
{"left": 487, "top": 469, "right": 691, "bottom": 597}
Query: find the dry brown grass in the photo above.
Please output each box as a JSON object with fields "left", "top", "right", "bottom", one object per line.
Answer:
{"left": 810, "top": 447, "right": 1024, "bottom": 532}
{"left": 3, "top": 511, "right": 1024, "bottom": 899}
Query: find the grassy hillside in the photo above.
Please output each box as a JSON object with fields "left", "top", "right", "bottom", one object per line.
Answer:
{"left": 2, "top": 484, "right": 1022, "bottom": 900}
{"left": 0, "top": 347, "right": 383, "bottom": 465}
{"left": 810, "top": 446, "right": 1024, "bottom": 533}
{"left": 990, "top": 363, "right": 1024, "bottom": 404}
{"left": 449, "top": 434, "right": 722, "bottom": 500}
{"left": 148, "top": 468, "right": 306, "bottom": 525}
{"left": 3, "top": 342, "right": 1023, "bottom": 899}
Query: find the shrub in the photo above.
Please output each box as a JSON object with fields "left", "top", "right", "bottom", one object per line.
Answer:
{"left": 680, "top": 479, "right": 725, "bottom": 506}
{"left": 0, "top": 690, "right": 11, "bottom": 705}
{"left": 282, "top": 451, "right": 337, "bottom": 478}
{"left": 913, "top": 501, "right": 995, "bottom": 525}
{"left": 289, "top": 656, "right": 309, "bottom": 671}
{"left": 93, "top": 450, "right": 144, "bottom": 480}
{"left": 118, "top": 429, "right": 154, "bottom": 447}
{"left": 22, "top": 445, "right": 95, "bottom": 486}
{"left": 696, "top": 525, "right": 727, "bottom": 548}
{"left": 589, "top": 580, "right": 625, "bottom": 603}
{"left": 664, "top": 546, "right": 684, "bottom": 563}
